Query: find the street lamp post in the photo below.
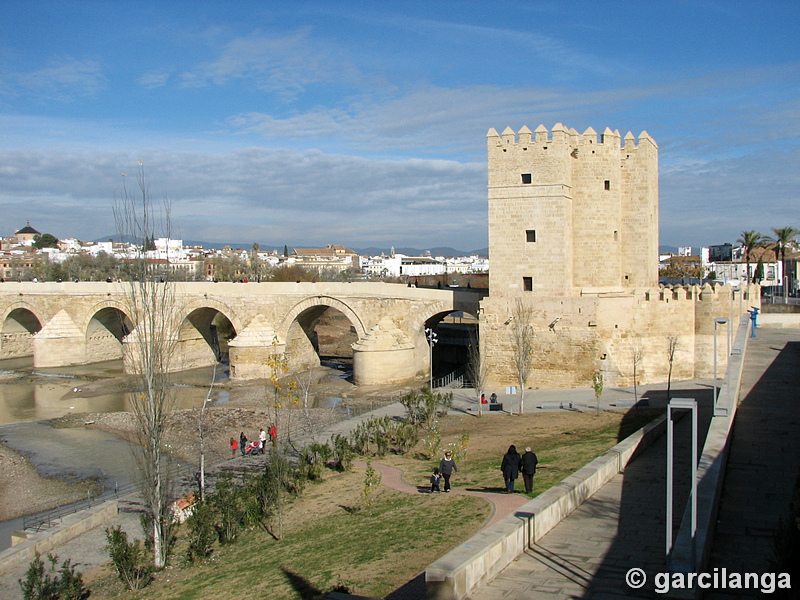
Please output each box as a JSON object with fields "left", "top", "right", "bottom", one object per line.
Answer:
{"left": 713, "top": 317, "right": 729, "bottom": 409}
{"left": 425, "top": 327, "right": 438, "bottom": 390}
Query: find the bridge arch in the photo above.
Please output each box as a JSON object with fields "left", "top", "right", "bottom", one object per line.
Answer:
{"left": 1, "top": 303, "right": 44, "bottom": 359}
{"left": 279, "top": 296, "right": 366, "bottom": 339}
{"left": 175, "top": 302, "right": 239, "bottom": 371}
{"left": 279, "top": 296, "right": 366, "bottom": 374}
{"left": 422, "top": 309, "right": 479, "bottom": 386}
{"left": 84, "top": 303, "right": 134, "bottom": 363}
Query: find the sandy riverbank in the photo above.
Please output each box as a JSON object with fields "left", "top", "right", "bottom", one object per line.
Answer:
{"left": 0, "top": 368, "right": 419, "bottom": 521}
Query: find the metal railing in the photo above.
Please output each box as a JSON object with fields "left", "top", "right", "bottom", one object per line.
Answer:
{"left": 432, "top": 366, "right": 467, "bottom": 389}
{"left": 22, "top": 464, "right": 195, "bottom": 532}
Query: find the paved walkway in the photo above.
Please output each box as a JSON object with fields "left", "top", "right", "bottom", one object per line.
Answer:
{"left": 466, "top": 327, "right": 800, "bottom": 600}
{"left": 705, "top": 328, "right": 800, "bottom": 599}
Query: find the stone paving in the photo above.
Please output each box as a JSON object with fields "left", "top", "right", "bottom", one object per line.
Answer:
{"left": 704, "top": 328, "right": 800, "bottom": 599}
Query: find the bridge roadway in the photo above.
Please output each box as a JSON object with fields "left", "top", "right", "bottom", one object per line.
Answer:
{"left": 466, "top": 327, "right": 800, "bottom": 599}
{"left": 0, "top": 281, "right": 485, "bottom": 386}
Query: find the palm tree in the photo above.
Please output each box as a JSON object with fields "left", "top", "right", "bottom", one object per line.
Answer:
{"left": 736, "top": 230, "right": 767, "bottom": 285}
{"left": 768, "top": 227, "right": 799, "bottom": 299}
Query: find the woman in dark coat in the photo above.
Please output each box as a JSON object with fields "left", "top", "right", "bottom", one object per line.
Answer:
{"left": 501, "top": 445, "right": 522, "bottom": 493}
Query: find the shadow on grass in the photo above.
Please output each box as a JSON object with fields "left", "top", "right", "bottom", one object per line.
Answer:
{"left": 338, "top": 504, "right": 360, "bottom": 514}
{"left": 385, "top": 571, "right": 426, "bottom": 600}
{"left": 464, "top": 486, "right": 507, "bottom": 494}
{"left": 282, "top": 567, "right": 323, "bottom": 600}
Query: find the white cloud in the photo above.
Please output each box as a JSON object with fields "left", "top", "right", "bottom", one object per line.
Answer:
{"left": 179, "top": 30, "right": 360, "bottom": 101}
{"left": 138, "top": 71, "right": 171, "bottom": 89}
{"left": 3, "top": 57, "right": 106, "bottom": 101}
{"left": 0, "top": 146, "right": 486, "bottom": 249}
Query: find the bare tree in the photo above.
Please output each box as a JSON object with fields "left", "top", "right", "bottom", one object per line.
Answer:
{"left": 197, "top": 366, "right": 216, "bottom": 501}
{"left": 631, "top": 344, "right": 643, "bottom": 405}
{"left": 114, "top": 163, "right": 180, "bottom": 569}
{"left": 467, "top": 328, "right": 488, "bottom": 417}
{"left": 666, "top": 335, "right": 679, "bottom": 401}
{"left": 510, "top": 298, "right": 535, "bottom": 415}
{"left": 295, "top": 368, "right": 318, "bottom": 443}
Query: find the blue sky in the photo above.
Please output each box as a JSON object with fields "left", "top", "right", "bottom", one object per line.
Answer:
{"left": 1, "top": 1, "right": 798, "bottom": 251}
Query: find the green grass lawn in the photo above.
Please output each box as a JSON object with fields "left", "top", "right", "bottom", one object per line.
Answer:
{"left": 84, "top": 408, "right": 661, "bottom": 600}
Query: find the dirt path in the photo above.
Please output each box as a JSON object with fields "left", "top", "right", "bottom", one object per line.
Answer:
{"left": 359, "top": 461, "right": 530, "bottom": 530}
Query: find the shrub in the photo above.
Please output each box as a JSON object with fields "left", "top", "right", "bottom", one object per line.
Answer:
{"left": 19, "top": 552, "right": 88, "bottom": 600}
{"left": 361, "top": 460, "right": 382, "bottom": 510}
{"left": 185, "top": 499, "right": 217, "bottom": 563}
{"left": 105, "top": 526, "right": 150, "bottom": 590}
{"left": 400, "top": 388, "right": 454, "bottom": 425}
{"left": 422, "top": 420, "right": 442, "bottom": 459}
{"left": 299, "top": 442, "right": 334, "bottom": 480}
{"left": 332, "top": 433, "right": 354, "bottom": 471}
{"left": 210, "top": 475, "right": 246, "bottom": 544}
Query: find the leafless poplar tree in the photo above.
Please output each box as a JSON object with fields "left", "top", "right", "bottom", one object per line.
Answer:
{"left": 631, "top": 344, "right": 643, "bottom": 404}
{"left": 114, "top": 162, "right": 180, "bottom": 569}
{"left": 666, "top": 335, "right": 679, "bottom": 401}
{"left": 510, "top": 298, "right": 535, "bottom": 415}
{"left": 467, "top": 328, "right": 488, "bottom": 417}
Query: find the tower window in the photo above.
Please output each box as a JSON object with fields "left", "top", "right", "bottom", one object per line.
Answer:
{"left": 614, "top": 230, "right": 619, "bottom": 241}
{"left": 604, "top": 180, "right": 611, "bottom": 190}
{"left": 523, "top": 277, "right": 533, "bottom": 291}
{"left": 526, "top": 230, "right": 536, "bottom": 243}
{"left": 521, "top": 173, "right": 532, "bottom": 184}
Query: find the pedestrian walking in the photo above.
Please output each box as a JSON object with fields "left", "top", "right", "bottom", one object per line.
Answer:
{"left": 269, "top": 423, "right": 277, "bottom": 447}
{"left": 230, "top": 437, "right": 238, "bottom": 459}
{"left": 430, "top": 467, "right": 441, "bottom": 493}
{"left": 521, "top": 446, "right": 539, "bottom": 494}
{"left": 438, "top": 450, "right": 458, "bottom": 492}
{"left": 501, "top": 445, "right": 521, "bottom": 493}
{"left": 240, "top": 431, "right": 247, "bottom": 457}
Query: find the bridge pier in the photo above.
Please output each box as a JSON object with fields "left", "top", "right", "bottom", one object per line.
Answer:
{"left": 33, "top": 310, "right": 87, "bottom": 368}
{"left": 352, "top": 317, "right": 419, "bottom": 385}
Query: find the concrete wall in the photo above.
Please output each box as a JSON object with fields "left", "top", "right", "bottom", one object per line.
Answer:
{"left": 0, "top": 500, "right": 118, "bottom": 577}
{"left": 425, "top": 414, "right": 667, "bottom": 600}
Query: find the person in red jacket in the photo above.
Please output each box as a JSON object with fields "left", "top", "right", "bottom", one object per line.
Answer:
{"left": 269, "top": 423, "right": 277, "bottom": 447}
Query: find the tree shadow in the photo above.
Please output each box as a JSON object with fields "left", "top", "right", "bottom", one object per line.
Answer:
{"left": 464, "top": 486, "right": 507, "bottom": 494}
{"left": 282, "top": 567, "right": 324, "bottom": 600}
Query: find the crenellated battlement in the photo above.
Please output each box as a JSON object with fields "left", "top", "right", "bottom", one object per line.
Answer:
{"left": 487, "top": 123, "right": 657, "bottom": 155}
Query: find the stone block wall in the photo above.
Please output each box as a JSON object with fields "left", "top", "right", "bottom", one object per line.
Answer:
{"left": 486, "top": 124, "right": 658, "bottom": 298}
{"left": 480, "top": 284, "right": 755, "bottom": 390}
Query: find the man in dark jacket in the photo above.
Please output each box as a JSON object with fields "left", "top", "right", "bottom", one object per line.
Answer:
{"left": 521, "top": 446, "right": 539, "bottom": 494}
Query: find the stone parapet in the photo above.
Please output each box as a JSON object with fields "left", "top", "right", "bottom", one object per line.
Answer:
{"left": 0, "top": 500, "right": 118, "bottom": 577}
{"left": 668, "top": 316, "right": 751, "bottom": 587}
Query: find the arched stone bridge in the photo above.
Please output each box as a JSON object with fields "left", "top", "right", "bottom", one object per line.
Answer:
{"left": 0, "top": 282, "right": 485, "bottom": 385}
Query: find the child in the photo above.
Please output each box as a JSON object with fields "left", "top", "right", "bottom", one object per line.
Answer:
{"left": 230, "top": 437, "right": 238, "bottom": 459}
{"left": 430, "top": 467, "right": 441, "bottom": 493}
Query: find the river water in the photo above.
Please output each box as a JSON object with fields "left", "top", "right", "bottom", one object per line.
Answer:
{"left": 0, "top": 358, "right": 230, "bottom": 549}
{"left": 0, "top": 357, "right": 233, "bottom": 425}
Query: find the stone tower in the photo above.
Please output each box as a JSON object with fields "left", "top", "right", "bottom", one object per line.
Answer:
{"left": 486, "top": 124, "right": 659, "bottom": 297}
